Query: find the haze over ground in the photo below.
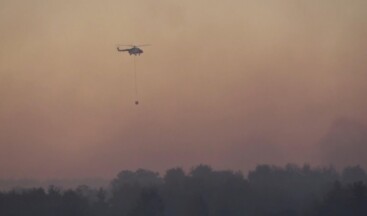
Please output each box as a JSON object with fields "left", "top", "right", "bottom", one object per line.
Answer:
{"left": 0, "top": 0, "right": 367, "bottom": 179}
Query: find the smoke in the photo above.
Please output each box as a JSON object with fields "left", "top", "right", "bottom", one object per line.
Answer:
{"left": 320, "top": 118, "right": 367, "bottom": 169}
{"left": 0, "top": 0, "right": 366, "bottom": 178}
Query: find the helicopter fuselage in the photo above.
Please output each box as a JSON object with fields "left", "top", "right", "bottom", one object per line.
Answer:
{"left": 117, "top": 46, "right": 143, "bottom": 56}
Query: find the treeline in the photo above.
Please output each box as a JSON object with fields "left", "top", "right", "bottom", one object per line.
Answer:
{"left": 0, "top": 164, "right": 367, "bottom": 216}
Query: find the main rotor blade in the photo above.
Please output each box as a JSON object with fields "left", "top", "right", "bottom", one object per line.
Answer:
{"left": 116, "top": 44, "right": 134, "bottom": 47}
{"left": 136, "top": 44, "right": 151, "bottom": 47}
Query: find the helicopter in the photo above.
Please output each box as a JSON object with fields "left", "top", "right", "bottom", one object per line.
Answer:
{"left": 116, "top": 44, "right": 150, "bottom": 56}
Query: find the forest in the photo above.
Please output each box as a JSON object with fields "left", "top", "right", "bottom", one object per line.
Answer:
{"left": 0, "top": 164, "right": 366, "bottom": 216}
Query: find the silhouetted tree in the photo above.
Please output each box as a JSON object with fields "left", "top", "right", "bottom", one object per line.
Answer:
{"left": 162, "top": 167, "right": 187, "bottom": 216}
{"left": 130, "top": 187, "right": 164, "bottom": 216}
{"left": 342, "top": 166, "right": 367, "bottom": 184}
{"left": 111, "top": 169, "right": 162, "bottom": 190}
{"left": 314, "top": 181, "right": 367, "bottom": 216}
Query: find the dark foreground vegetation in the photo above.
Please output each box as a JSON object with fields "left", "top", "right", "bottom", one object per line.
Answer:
{"left": 1, "top": 164, "right": 367, "bottom": 216}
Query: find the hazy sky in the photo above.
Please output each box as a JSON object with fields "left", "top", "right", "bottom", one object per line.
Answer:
{"left": 1, "top": 0, "right": 367, "bottom": 178}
